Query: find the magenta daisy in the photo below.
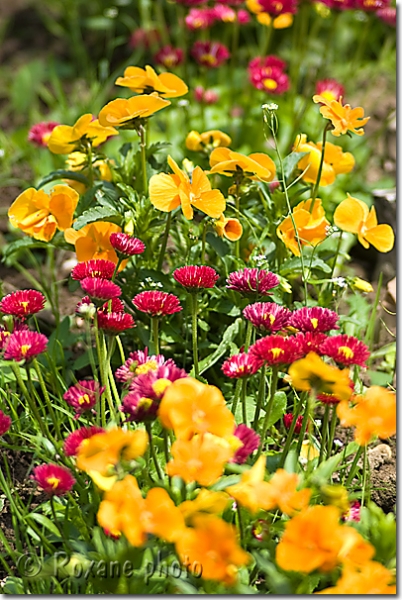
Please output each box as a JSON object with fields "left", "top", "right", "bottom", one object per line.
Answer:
{"left": 96, "top": 311, "right": 135, "bottom": 334}
{"left": 249, "top": 335, "right": 302, "bottom": 366}
{"left": 71, "top": 259, "right": 116, "bottom": 281}
{"left": 173, "top": 265, "right": 219, "bottom": 291}
{"left": 80, "top": 277, "right": 121, "bottom": 302}
{"left": 0, "top": 290, "right": 45, "bottom": 320}
{"left": 283, "top": 413, "right": 304, "bottom": 434}
{"left": 133, "top": 291, "right": 182, "bottom": 317}
{"left": 243, "top": 302, "right": 291, "bottom": 333}
{"left": 231, "top": 424, "right": 260, "bottom": 464}
{"left": 115, "top": 349, "right": 166, "bottom": 384}
{"left": 99, "top": 298, "right": 125, "bottom": 313}
{"left": 32, "top": 464, "right": 75, "bottom": 496}
{"left": 0, "top": 327, "right": 11, "bottom": 351}
{"left": 289, "top": 307, "right": 339, "bottom": 333}
{"left": 28, "top": 121, "right": 59, "bottom": 147}
{"left": 3, "top": 330, "right": 48, "bottom": 362}
{"left": 63, "top": 380, "right": 105, "bottom": 417}
{"left": 321, "top": 334, "right": 370, "bottom": 367}
{"left": 191, "top": 41, "right": 230, "bottom": 68}
{"left": 0, "top": 410, "right": 12, "bottom": 435}
{"left": 109, "top": 233, "right": 145, "bottom": 258}
{"left": 293, "top": 332, "right": 327, "bottom": 356}
{"left": 221, "top": 352, "right": 262, "bottom": 379}
{"left": 186, "top": 9, "right": 216, "bottom": 30}
{"left": 317, "top": 380, "right": 354, "bottom": 405}
{"left": 254, "top": 0, "right": 298, "bottom": 15}
{"left": 315, "top": 78, "right": 345, "bottom": 103}
{"left": 226, "top": 268, "right": 279, "bottom": 297}
{"left": 63, "top": 425, "right": 105, "bottom": 457}
{"left": 248, "top": 56, "right": 290, "bottom": 95}
{"left": 154, "top": 45, "right": 184, "bottom": 68}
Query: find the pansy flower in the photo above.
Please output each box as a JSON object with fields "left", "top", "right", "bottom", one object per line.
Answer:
{"left": 209, "top": 147, "right": 276, "bottom": 182}
{"left": 214, "top": 214, "right": 243, "bottom": 242}
{"left": 277, "top": 198, "right": 330, "bottom": 256}
{"left": 313, "top": 95, "right": 370, "bottom": 137}
{"left": 115, "top": 65, "right": 188, "bottom": 98}
{"left": 185, "top": 129, "right": 231, "bottom": 153}
{"left": 98, "top": 94, "right": 171, "bottom": 128}
{"left": 293, "top": 134, "right": 354, "bottom": 187}
{"left": 47, "top": 114, "right": 118, "bottom": 154}
{"left": 64, "top": 222, "right": 128, "bottom": 265}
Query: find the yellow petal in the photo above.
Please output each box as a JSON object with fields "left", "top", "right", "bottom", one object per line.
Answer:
{"left": 364, "top": 224, "right": 395, "bottom": 253}
{"left": 158, "top": 72, "right": 188, "bottom": 98}
{"left": 49, "top": 185, "right": 79, "bottom": 230}
{"left": 149, "top": 173, "right": 181, "bottom": 212}
{"left": 333, "top": 195, "right": 368, "bottom": 234}
{"left": 197, "top": 190, "right": 226, "bottom": 219}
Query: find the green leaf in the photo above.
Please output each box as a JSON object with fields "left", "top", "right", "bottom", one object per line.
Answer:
{"left": 2, "top": 237, "right": 49, "bottom": 260}
{"left": 310, "top": 441, "right": 359, "bottom": 483}
{"left": 282, "top": 151, "right": 307, "bottom": 180}
{"left": 189, "top": 318, "right": 241, "bottom": 376}
{"left": 206, "top": 232, "right": 230, "bottom": 257}
{"left": 264, "top": 391, "right": 287, "bottom": 427}
{"left": 73, "top": 206, "right": 121, "bottom": 230}
{"left": 280, "top": 256, "right": 331, "bottom": 276}
{"left": 37, "top": 170, "right": 89, "bottom": 189}
{"left": 27, "top": 513, "right": 60, "bottom": 537}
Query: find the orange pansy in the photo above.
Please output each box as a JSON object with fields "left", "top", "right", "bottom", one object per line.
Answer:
{"left": 260, "top": 469, "right": 311, "bottom": 515}
{"left": 337, "top": 386, "right": 396, "bottom": 445}
{"left": 149, "top": 155, "right": 225, "bottom": 220}
{"left": 185, "top": 130, "right": 232, "bottom": 152}
{"left": 276, "top": 505, "right": 374, "bottom": 574}
{"left": 98, "top": 94, "right": 170, "bottom": 128}
{"left": 226, "top": 456, "right": 273, "bottom": 514}
{"left": 166, "top": 433, "right": 234, "bottom": 486}
{"left": 214, "top": 214, "right": 243, "bottom": 242}
{"left": 76, "top": 428, "right": 148, "bottom": 475}
{"left": 64, "top": 221, "right": 127, "bottom": 266}
{"left": 288, "top": 352, "right": 353, "bottom": 401}
{"left": 47, "top": 114, "right": 118, "bottom": 154}
{"left": 115, "top": 65, "right": 188, "bottom": 98}
{"left": 158, "top": 377, "right": 235, "bottom": 441}
{"left": 209, "top": 147, "right": 276, "bottom": 182}
{"left": 294, "top": 134, "right": 355, "bottom": 186}
{"left": 140, "top": 487, "right": 186, "bottom": 543}
{"left": 316, "top": 561, "right": 396, "bottom": 595}
{"left": 8, "top": 185, "right": 79, "bottom": 242}
{"left": 175, "top": 514, "right": 249, "bottom": 585}
{"left": 313, "top": 95, "right": 370, "bottom": 137}
{"left": 276, "top": 198, "right": 330, "bottom": 256}
{"left": 179, "top": 489, "right": 232, "bottom": 521}
{"left": 334, "top": 194, "right": 394, "bottom": 253}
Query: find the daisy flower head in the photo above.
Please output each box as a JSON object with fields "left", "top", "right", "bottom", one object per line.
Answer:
{"left": 96, "top": 311, "right": 135, "bottom": 335}
{"left": 115, "top": 349, "right": 166, "bottom": 384}
{"left": 0, "top": 290, "right": 46, "bottom": 320}
{"left": 226, "top": 268, "right": 279, "bottom": 297}
{"left": 133, "top": 291, "right": 182, "bottom": 317}
{"left": 80, "top": 277, "right": 121, "bottom": 302}
{"left": 63, "top": 425, "right": 105, "bottom": 457}
{"left": 173, "top": 265, "right": 219, "bottom": 292}
{"left": 28, "top": 121, "right": 59, "bottom": 147}
{"left": 109, "top": 233, "right": 145, "bottom": 258}
{"left": 3, "top": 330, "right": 48, "bottom": 363}
{"left": 289, "top": 306, "right": 339, "bottom": 333}
{"left": 63, "top": 380, "right": 105, "bottom": 417}
{"left": 231, "top": 424, "right": 260, "bottom": 464}
{"left": 0, "top": 410, "right": 12, "bottom": 436}
{"left": 71, "top": 259, "right": 116, "bottom": 281}
{"left": 221, "top": 352, "right": 262, "bottom": 378}
{"left": 249, "top": 334, "right": 303, "bottom": 366}
{"left": 32, "top": 464, "right": 75, "bottom": 496}
{"left": 243, "top": 302, "right": 291, "bottom": 333}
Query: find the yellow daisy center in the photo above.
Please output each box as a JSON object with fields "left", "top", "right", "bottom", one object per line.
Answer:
{"left": 78, "top": 393, "right": 91, "bottom": 405}
{"left": 271, "top": 347, "right": 284, "bottom": 359}
{"left": 310, "top": 318, "right": 319, "bottom": 329}
{"left": 46, "top": 476, "right": 61, "bottom": 490}
{"left": 152, "top": 378, "right": 172, "bottom": 396}
{"left": 339, "top": 346, "right": 354, "bottom": 359}
{"left": 20, "top": 344, "right": 31, "bottom": 356}
{"left": 136, "top": 360, "right": 158, "bottom": 375}
{"left": 263, "top": 78, "right": 278, "bottom": 90}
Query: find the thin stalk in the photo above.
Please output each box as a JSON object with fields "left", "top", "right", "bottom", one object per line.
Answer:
{"left": 116, "top": 335, "right": 126, "bottom": 364}
{"left": 103, "top": 334, "right": 117, "bottom": 420}
{"left": 253, "top": 366, "right": 266, "bottom": 428}
{"left": 50, "top": 497, "right": 73, "bottom": 551}
{"left": 234, "top": 186, "right": 241, "bottom": 258}
{"left": 46, "top": 247, "right": 60, "bottom": 326}
{"left": 241, "top": 378, "right": 248, "bottom": 425}
{"left": 295, "top": 393, "right": 311, "bottom": 461}
{"left": 11, "top": 363, "right": 47, "bottom": 437}
{"left": 244, "top": 319, "right": 253, "bottom": 352}
{"left": 361, "top": 445, "right": 369, "bottom": 507}
{"left": 280, "top": 391, "right": 306, "bottom": 467}
{"left": 85, "top": 320, "right": 98, "bottom": 382}
{"left": 237, "top": 505, "right": 245, "bottom": 547}
{"left": 231, "top": 378, "right": 243, "bottom": 416}
{"left": 190, "top": 293, "right": 199, "bottom": 378}
{"left": 139, "top": 121, "right": 148, "bottom": 196}
{"left": 310, "top": 122, "right": 332, "bottom": 211}
{"left": 151, "top": 317, "right": 160, "bottom": 355}
{"left": 256, "top": 367, "right": 279, "bottom": 458}
{"left": 200, "top": 219, "right": 207, "bottom": 264}
{"left": 318, "top": 403, "right": 330, "bottom": 465}
{"left": 327, "top": 404, "right": 338, "bottom": 457}
{"left": 346, "top": 445, "right": 364, "bottom": 486}
{"left": 260, "top": 22, "right": 273, "bottom": 57}
{"left": 146, "top": 424, "right": 164, "bottom": 481}
{"left": 87, "top": 142, "right": 94, "bottom": 189}
{"left": 157, "top": 211, "right": 172, "bottom": 271}
{"left": 32, "top": 358, "right": 61, "bottom": 439}
{"left": 93, "top": 315, "right": 109, "bottom": 427}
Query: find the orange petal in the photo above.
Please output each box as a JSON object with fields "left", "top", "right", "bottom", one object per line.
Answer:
{"left": 364, "top": 224, "right": 395, "bottom": 253}
{"left": 333, "top": 195, "right": 368, "bottom": 234}
{"left": 191, "top": 166, "right": 212, "bottom": 195}
{"left": 49, "top": 185, "right": 79, "bottom": 230}
{"left": 178, "top": 188, "right": 194, "bottom": 220}
{"left": 149, "top": 173, "right": 181, "bottom": 212}
{"left": 158, "top": 72, "right": 188, "bottom": 98}
{"left": 209, "top": 147, "right": 232, "bottom": 167}
{"left": 197, "top": 190, "right": 226, "bottom": 219}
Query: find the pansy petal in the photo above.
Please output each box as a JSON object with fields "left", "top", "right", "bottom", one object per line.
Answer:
{"left": 158, "top": 72, "right": 188, "bottom": 98}
{"left": 49, "top": 185, "right": 79, "bottom": 230}
{"left": 197, "top": 190, "right": 226, "bottom": 219}
{"left": 149, "top": 173, "right": 181, "bottom": 212}
{"left": 334, "top": 196, "right": 368, "bottom": 233}
{"left": 364, "top": 224, "right": 395, "bottom": 253}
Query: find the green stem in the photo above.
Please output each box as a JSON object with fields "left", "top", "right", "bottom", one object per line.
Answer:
{"left": 190, "top": 293, "right": 199, "bottom": 378}
{"left": 11, "top": 364, "right": 47, "bottom": 437}
{"left": 256, "top": 367, "right": 279, "bottom": 458}
{"left": 50, "top": 497, "right": 73, "bottom": 551}
{"left": 234, "top": 190, "right": 240, "bottom": 259}
{"left": 327, "top": 404, "right": 338, "bottom": 457}
{"left": 87, "top": 142, "right": 94, "bottom": 189}
{"left": 85, "top": 319, "right": 98, "bottom": 382}
{"left": 310, "top": 122, "right": 332, "bottom": 211}
{"left": 241, "top": 378, "right": 248, "bottom": 425}
{"left": 139, "top": 121, "right": 148, "bottom": 196}
{"left": 116, "top": 335, "right": 126, "bottom": 365}
{"left": 157, "top": 211, "right": 172, "bottom": 271}
{"left": 146, "top": 423, "right": 164, "bottom": 481}
{"left": 346, "top": 445, "right": 364, "bottom": 486}
{"left": 253, "top": 366, "right": 266, "bottom": 428}
{"left": 280, "top": 391, "right": 306, "bottom": 467}
{"left": 200, "top": 219, "right": 207, "bottom": 264}
{"left": 151, "top": 317, "right": 160, "bottom": 355}
{"left": 318, "top": 403, "right": 330, "bottom": 465}
{"left": 361, "top": 445, "right": 369, "bottom": 507}
{"left": 295, "top": 393, "right": 311, "bottom": 462}
{"left": 231, "top": 378, "right": 243, "bottom": 416}
{"left": 32, "top": 358, "right": 61, "bottom": 439}
{"left": 93, "top": 315, "right": 109, "bottom": 427}
{"left": 237, "top": 505, "right": 245, "bottom": 547}
{"left": 244, "top": 319, "right": 253, "bottom": 352}
{"left": 47, "top": 247, "right": 60, "bottom": 326}
{"left": 259, "top": 22, "right": 273, "bottom": 56}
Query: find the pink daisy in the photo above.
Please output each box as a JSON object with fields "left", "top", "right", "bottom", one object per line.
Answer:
{"left": 191, "top": 41, "right": 230, "bottom": 68}
{"left": 231, "top": 424, "right": 260, "bottom": 464}
{"left": 115, "top": 349, "right": 166, "bottom": 384}
{"left": 63, "top": 425, "right": 105, "bottom": 457}
{"left": 293, "top": 332, "right": 328, "bottom": 356}
{"left": 0, "top": 290, "right": 45, "bottom": 319}
{"left": 133, "top": 291, "right": 182, "bottom": 317}
{"left": 32, "top": 464, "right": 75, "bottom": 496}
{"left": 289, "top": 307, "right": 339, "bottom": 333}
{"left": 283, "top": 413, "right": 304, "bottom": 434}
{"left": 63, "top": 380, "right": 105, "bottom": 417}
{"left": 243, "top": 302, "right": 291, "bottom": 333}
{"left": 248, "top": 56, "right": 290, "bottom": 95}
{"left": 221, "top": 352, "right": 262, "bottom": 378}
{"left": 71, "top": 259, "right": 116, "bottom": 281}
{"left": 255, "top": 0, "right": 298, "bottom": 14}
{"left": 109, "top": 233, "right": 145, "bottom": 257}
{"left": 0, "top": 410, "right": 12, "bottom": 435}
{"left": 315, "top": 79, "right": 345, "bottom": 103}
{"left": 321, "top": 335, "right": 370, "bottom": 367}
{"left": 80, "top": 277, "right": 121, "bottom": 302}
{"left": 226, "top": 268, "right": 279, "bottom": 296}
{"left": 249, "top": 335, "right": 302, "bottom": 366}
{"left": 28, "top": 121, "right": 59, "bottom": 147}
{"left": 0, "top": 327, "right": 11, "bottom": 351}
{"left": 185, "top": 8, "right": 215, "bottom": 29}
{"left": 3, "top": 330, "right": 48, "bottom": 362}
{"left": 96, "top": 312, "right": 135, "bottom": 334}
{"left": 173, "top": 265, "right": 219, "bottom": 291}
{"left": 154, "top": 46, "right": 184, "bottom": 69}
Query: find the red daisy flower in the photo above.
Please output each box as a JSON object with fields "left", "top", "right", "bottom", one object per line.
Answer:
{"left": 343, "top": 500, "right": 361, "bottom": 523}
{"left": 121, "top": 362, "right": 187, "bottom": 422}
{"left": 115, "top": 349, "right": 166, "bottom": 383}
{"left": 185, "top": 8, "right": 215, "bottom": 29}
{"left": 231, "top": 424, "right": 260, "bottom": 464}
{"left": 315, "top": 0, "right": 354, "bottom": 9}
{"left": 376, "top": 6, "right": 396, "bottom": 26}
{"left": 321, "top": 334, "right": 370, "bottom": 367}
{"left": 133, "top": 291, "right": 182, "bottom": 317}
{"left": 249, "top": 335, "right": 302, "bottom": 366}
{"left": 99, "top": 298, "right": 125, "bottom": 313}
{"left": 154, "top": 45, "right": 184, "bottom": 68}
{"left": 0, "top": 410, "right": 12, "bottom": 435}
{"left": 315, "top": 78, "right": 345, "bottom": 103}
{"left": 63, "top": 425, "right": 105, "bottom": 457}
{"left": 283, "top": 413, "right": 304, "bottom": 434}
{"left": 96, "top": 311, "right": 135, "bottom": 334}
{"left": 226, "top": 268, "right": 279, "bottom": 296}
{"left": 248, "top": 56, "right": 290, "bottom": 95}
{"left": 28, "top": 121, "right": 59, "bottom": 147}
{"left": 173, "top": 265, "right": 219, "bottom": 291}
{"left": 293, "top": 332, "right": 328, "bottom": 356}
{"left": 289, "top": 307, "right": 339, "bottom": 333}
{"left": 109, "top": 233, "right": 145, "bottom": 258}
{"left": 32, "top": 464, "right": 75, "bottom": 496}
{"left": 212, "top": 3, "right": 236, "bottom": 22}
{"left": 221, "top": 352, "right": 262, "bottom": 378}
{"left": 63, "top": 380, "right": 105, "bottom": 417}
{"left": 0, "top": 290, "right": 45, "bottom": 319}
{"left": 191, "top": 41, "right": 230, "bottom": 68}
{"left": 80, "top": 277, "right": 121, "bottom": 302}
{"left": 3, "top": 330, "right": 48, "bottom": 362}
{"left": 0, "top": 327, "right": 11, "bottom": 351}
{"left": 71, "top": 259, "right": 116, "bottom": 281}
{"left": 355, "top": 0, "right": 389, "bottom": 10}
{"left": 243, "top": 302, "right": 291, "bottom": 333}
{"left": 194, "top": 86, "right": 219, "bottom": 105}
